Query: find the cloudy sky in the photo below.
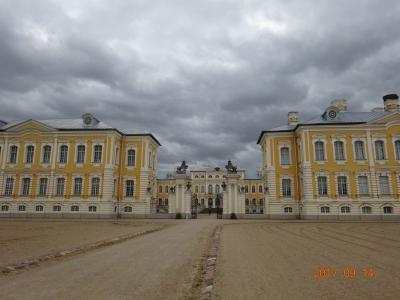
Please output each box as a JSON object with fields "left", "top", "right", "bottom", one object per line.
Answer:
{"left": 1, "top": 0, "right": 400, "bottom": 177}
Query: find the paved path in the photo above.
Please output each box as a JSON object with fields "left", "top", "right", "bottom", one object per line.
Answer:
{"left": 0, "top": 220, "right": 218, "bottom": 300}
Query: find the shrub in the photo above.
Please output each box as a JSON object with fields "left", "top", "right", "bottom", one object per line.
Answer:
{"left": 176, "top": 212, "right": 182, "bottom": 219}
{"left": 230, "top": 213, "right": 237, "bottom": 219}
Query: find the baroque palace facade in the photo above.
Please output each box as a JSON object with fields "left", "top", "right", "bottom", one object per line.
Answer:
{"left": 0, "top": 94, "right": 399, "bottom": 219}
{"left": 0, "top": 113, "right": 160, "bottom": 217}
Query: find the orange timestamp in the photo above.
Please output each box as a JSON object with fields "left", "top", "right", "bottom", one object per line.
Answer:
{"left": 313, "top": 266, "right": 375, "bottom": 280}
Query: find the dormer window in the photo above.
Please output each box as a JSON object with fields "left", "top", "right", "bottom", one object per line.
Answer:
{"left": 82, "top": 113, "right": 99, "bottom": 127}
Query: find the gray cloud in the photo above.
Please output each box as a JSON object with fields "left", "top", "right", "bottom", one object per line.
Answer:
{"left": 1, "top": 0, "right": 400, "bottom": 177}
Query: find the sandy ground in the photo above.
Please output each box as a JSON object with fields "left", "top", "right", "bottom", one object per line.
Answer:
{"left": 214, "top": 222, "right": 400, "bottom": 300}
{"left": 0, "top": 219, "right": 218, "bottom": 300}
{"left": 0, "top": 219, "right": 165, "bottom": 267}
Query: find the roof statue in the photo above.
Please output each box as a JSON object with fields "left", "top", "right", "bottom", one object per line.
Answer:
{"left": 176, "top": 160, "right": 188, "bottom": 174}
{"left": 225, "top": 160, "right": 237, "bottom": 174}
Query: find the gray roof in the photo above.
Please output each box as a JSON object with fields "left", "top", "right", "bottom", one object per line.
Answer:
{"left": 0, "top": 118, "right": 113, "bottom": 130}
{"left": 267, "top": 111, "right": 391, "bottom": 132}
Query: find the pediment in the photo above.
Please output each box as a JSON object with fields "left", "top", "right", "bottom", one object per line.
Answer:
{"left": 5, "top": 120, "right": 55, "bottom": 132}
{"left": 368, "top": 112, "right": 400, "bottom": 125}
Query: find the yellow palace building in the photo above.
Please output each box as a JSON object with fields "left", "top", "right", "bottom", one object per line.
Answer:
{"left": 0, "top": 113, "right": 160, "bottom": 217}
{"left": 257, "top": 94, "right": 400, "bottom": 220}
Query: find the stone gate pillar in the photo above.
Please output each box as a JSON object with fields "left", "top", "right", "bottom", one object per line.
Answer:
{"left": 175, "top": 174, "right": 191, "bottom": 218}
{"left": 223, "top": 173, "right": 243, "bottom": 218}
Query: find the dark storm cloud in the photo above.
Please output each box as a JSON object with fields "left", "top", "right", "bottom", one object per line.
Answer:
{"left": 1, "top": 0, "right": 400, "bottom": 177}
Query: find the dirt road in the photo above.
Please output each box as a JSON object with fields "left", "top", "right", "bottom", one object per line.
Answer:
{"left": 0, "top": 220, "right": 217, "bottom": 300}
{"left": 214, "top": 222, "right": 400, "bottom": 300}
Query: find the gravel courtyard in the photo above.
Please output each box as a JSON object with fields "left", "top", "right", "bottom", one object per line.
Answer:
{"left": 214, "top": 222, "right": 400, "bottom": 300}
{"left": 0, "top": 219, "right": 166, "bottom": 267}
{"left": 1, "top": 220, "right": 400, "bottom": 299}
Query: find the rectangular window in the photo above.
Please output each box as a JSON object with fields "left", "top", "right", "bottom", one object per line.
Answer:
{"left": 354, "top": 141, "right": 366, "bottom": 160}
{"left": 280, "top": 147, "right": 290, "bottom": 165}
{"left": 282, "top": 179, "right": 291, "bottom": 197}
{"left": 59, "top": 145, "right": 68, "bottom": 163}
{"left": 77, "top": 145, "right": 85, "bottom": 163}
{"left": 56, "top": 178, "right": 65, "bottom": 196}
{"left": 375, "top": 141, "right": 386, "bottom": 160}
{"left": 317, "top": 176, "right": 328, "bottom": 196}
{"left": 358, "top": 176, "right": 369, "bottom": 196}
{"left": 94, "top": 145, "right": 102, "bottom": 163}
{"left": 379, "top": 176, "right": 390, "bottom": 195}
{"left": 315, "top": 142, "right": 325, "bottom": 161}
{"left": 334, "top": 141, "right": 345, "bottom": 160}
{"left": 5, "top": 177, "right": 14, "bottom": 196}
{"left": 26, "top": 145, "right": 34, "bottom": 164}
{"left": 9, "top": 146, "right": 18, "bottom": 164}
{"left": 39, "top": 178, "right": 48, "bottom": 196}
{"left": 74, "top": 178, "right": 83, "bottom": 195}
{"left": 91, "top": 177, "right": 100, "bottom": 196}
{"left": 22, "top": 178, "right": 31, "bottom": 196}
{"left": 337, "top": 176, "right": 348, "bottom": 196}
{"left": 42, "top": 145, "right": 51, "bottom": 163}
{"left": 126, "top": 180, "right": 134, "bottom": 197}
{"left": 258, "top": 185, "right": 263, "bottom": 193}
{"left": 395, "top": 141, "right": 400, "bottom": 160}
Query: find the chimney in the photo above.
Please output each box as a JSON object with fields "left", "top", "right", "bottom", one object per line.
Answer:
{"left": 330, "top": 99, "right": 347, "bottom": 112}
{"left": 383, "top": 94, "right": 399, "bottom": 112}
{"left": 288, "top": 111, "right": 298, "bottom": 126}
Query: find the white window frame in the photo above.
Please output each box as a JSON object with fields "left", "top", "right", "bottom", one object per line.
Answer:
{"left": 357, "top": 175, "right": 369, "bottom": 197}
{"left": 25, "top": 143, "right": 35, "bottom": 165}
{"left": 279, "top": 145, "right": 291, "bottom": 165}
{"left": 75, "top": 143, "right": 87, "bottom": 165}
{"left": 37, "top": 176, "right": 49, "bottom": 197}
{"left": 55, "top": 177, "right": 66, "bottom": 197}
{"left": 340, "top": 205, "right": 351, "bottom": 214}
{"left": 8, "top": 144, "right": 19, "bottom": 165}
{"left": 281, "top": 177, "right": 292, "bottom": 197}
{"left": 72, "top": 176, "right": 84, "bottom": 197}
{"left": 126, "top": 146, "right": 137, "bottom": 167}
{"left": 320, "top": 206, "right": 330, "bottom": 213}
{"left": 333, "top": 139, "right": 346, "bottom": 161}
{"left": 336, "top": 175, "right": 349, "bottom": 197}
{"left": 316, "top": 175, "right": 328, "bottom": 197}
{"left": 41, "top": 143, "right": 52, "bottom": 165}
{"left": 314, "top": 140, "right": 326, "bottom": 162}
{"left": 20, "top": 176, "right": 32, "bottom": 196}
{"left": 90, "top": 176, "right": 101, "bottom": 197}
{"left": 353, "top": 139, "right": 367, "bottom": 161}
{"left": 58, "top": 143, "right": 69, "bottom": 165}
{"left": 92, "top": 143, "right": 104, "bottom": 164}
{"left": 4, "top": 176, "right": 15, "bottom": 196}
{"left": 393, "top": 139, "right": 400, "bottom": 161}
{"left": 378, "top": 175, "right": 391, "bottom": 196}
{"left": 374, "top": 139, "right": 387, "bottom": 161}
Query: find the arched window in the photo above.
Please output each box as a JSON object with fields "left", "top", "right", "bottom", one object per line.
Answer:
{"left": 375, "top": 141, "right": 386, "bottom": 160}
{"left": 395, "top": 140, "right": 400, "bottom": 160}
{"left": 71, "top": 205, "right": 79, "bottom": 212}
{"left": 334, "top": 141, "right": 345, "bottom": 160}
{"left": 315, "top": 141, "right": 325, "bottom": 161}
{"left": 208, "top": 175, "right": 212, "bottom": 178}
{"left": 340, "top": 206, "right": 350, "bottom": 213}
{"left": 284, "top": 207, "right": 293, "bottom": 213}
{"left": 127, "top": 149, "right": 136, "bottom": 166}
{"left": 208, "top": 184, "right": 213, "bottom": 193}
{"left": 124, "top": 206, "right": 132, "bottom": 213}
{"left": 59, "top": 145, "right": 68, "bottom": 163}
{"left": 1, "top": 205, "right": 9, "bottom": 211}
{"left": 320, "top": 206, "right": 330, "bottom": 213}
{"left": 354, "top": 141, "right": 365, "bottom": 160}
{"left": 245, "top": 185, "right": 249, "bottom": 193}
{"left": 216, "top": 184, "right": 220, "bottom": 193}
{"left": 89, "top": 205, "right": 97, "bottom": 212}
{"left": 53, "top": 205, "right": 62, "bottom": 212}
{"left": 383, "top": 206, "right": 393, "bottom": 214}
{"left": 42, "top": 145, "right": 52, "bottom": 163}
{"left": 18, "top": 205, "right": 26, "bottom": 212}
{"left": 251, "top": 185, "right": 256, "bottom": 193}
{"left": 195, "top": 185, "right": 199, "bottom": 193}
{"left": 158, "top": 186, "right": 162, "bottom": 193}
{"left": 201, "top": 186, "right": 205, "bottom": 193}
{"left": 280, "top": 147, "right": 290, "bottom": 165}
{"left": 215, "top": 175, "right": 219, "bottom": 178}
{"left": 362, "top": 206, "right": 372, "bottom": 214}
{"left": 165, "top": 186, "right": 169, "bottom": 193}
{"left": 258, "top": 185, "right": 263, "bottom": 193}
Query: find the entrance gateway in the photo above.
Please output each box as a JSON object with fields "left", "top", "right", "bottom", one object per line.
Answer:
{"left": 166, "top": 160, "right": 244, "bottom": 219}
